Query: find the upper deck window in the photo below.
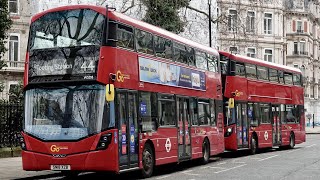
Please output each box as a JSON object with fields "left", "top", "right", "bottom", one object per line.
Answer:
{"left": 29, "top": 9, "right": 105, "bottom": 50}
{"left": 173, "top": 42, "right": 188, "bottom": 64}
{"left": 269, "top": 68, "right": 278, "bottom": 82}
{"left": 195, "top": 51, "right": 208, "bottom": 70}
{"left": 235, "top": 62, "right": 245, "bottom": 76}
{"left": 293, "top": 74, "right": 302, "bottom": 86}
{"left": 135, "top": 29, "right": 154, "bottom": 55}
{"left": 208, "top": 54, "right": 218, "bottom": 72}
{"left": 154, "top": 36, "right": 172, "bottom": 59}
{"left": 257, "top": 66, "right": 268, "bottom": 80}
{"left": 245, "top": 64, "right": 257, "bottom": 79}
{"left": 278, "top": 71, "right": 285, "bottom": 84}
{"left": 284, "top": 72, "right": 293, "bottom": 85}
{"left": 117, "top": 24, "right": 134, "bottom": 50}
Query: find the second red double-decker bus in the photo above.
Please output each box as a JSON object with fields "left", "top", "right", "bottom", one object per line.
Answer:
{"left": 21, "top": 5, "right": 224, "bottom": 178}
{"left": 220, "top": 51, "right": 305, "bottom": 154}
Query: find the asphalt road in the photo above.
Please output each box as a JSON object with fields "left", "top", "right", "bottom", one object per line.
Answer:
{"left": 1, "top": 134, "right": 319, "bottom": 180}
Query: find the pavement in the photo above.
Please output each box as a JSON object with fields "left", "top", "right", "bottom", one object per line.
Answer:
{"left": 306, "top": 126, "right": 320, "bottom": 134}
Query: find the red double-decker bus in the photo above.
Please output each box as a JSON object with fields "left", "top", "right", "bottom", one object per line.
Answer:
{"left": 21, "top": 5, "right": 224, "bottom": 177}
{"left": 219, "top": 51, "right": 305, "bottom": 154}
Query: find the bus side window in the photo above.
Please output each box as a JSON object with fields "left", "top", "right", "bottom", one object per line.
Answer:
{"left": 293, "top": 73, "right": 302, "bottom": 86}
{"left": 220, "top": 55, "right": 229, "bottom": 75}
{"left": 286, "top": 105, "right": 297, "bottom": 123}
{"left": 235, "top": 62, "right": 245, "bottom": 76}
{"left": 186, "top": 46, "right": 195, "bottom": 66}
{"left": 284, "top": 72, "right": 293, "bottom": 85}
{"left": 158, "top": 95, "right": 175, "bottom": 126}
{"left": 195, "top": 51, "right": 208, "bottom": 70}
{"left": 278, "top": 71, "right": 285, "bottom": 84}
{"left": 280, "top": 104, "right": 286, "bottom": 124}
{"left": 257, "top": 66, "right": 268, "bottom": 81}
{"left": 260, "top": 103, "right": 270, "bottom": 124}
{"left": 269, "top": 68, "right": 279, "bottom": 82}
{"left": 210, "top": 100, "right": 216, "bottom": 126}
{"left": 198, "top": 101, "right": 210, "bottom": 126}
{"left": 190, "top": 98, "right": 198, "bottom": 126}
{"left": 139, "top": 92, "right": 157, "bottom": 132}
{"left": 154, "top": 36, "right": 171, "bottom": 59}
{"left": 135, "top": 29, "right": 154, "bottom": 55}
{"left": 245, "top": 64, "right": 257, "bottom": 79}
{"left": 248, "top": 102, "right": 258, "bottom": 126}
{"left": 208, "top": 54, "right": 218, "bottom": 72}
{"left": 173, "top": 42, "right": 188, "bottom": 64}
{"left": 117, "top": 24, "right": 134, "bottom": 50}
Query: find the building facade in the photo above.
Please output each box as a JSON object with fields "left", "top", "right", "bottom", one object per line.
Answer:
{"left": 285, "top": 0, "right": 320, "bottom": 124}
{"left": 0, "top": 0, "right": 35, "bottom": 100}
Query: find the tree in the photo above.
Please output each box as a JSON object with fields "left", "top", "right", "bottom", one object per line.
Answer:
{"left": 0, "top": 0, "right": 12, "bottom": 66}
{"left": 142, "top": 0, "right": 191, "bottom": 34}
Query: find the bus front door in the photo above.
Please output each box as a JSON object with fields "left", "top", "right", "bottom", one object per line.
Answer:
{"left": 236, "top": 103, "right": 249, "bottom": 148}
{"left": 177, "top": 97, "right": 191, "bottom": 161}
{"left": 117, "top": 91, "right": 139, "bottom": 170}
{"left": 272, "top": 105, "right": 281, "bottom": 145}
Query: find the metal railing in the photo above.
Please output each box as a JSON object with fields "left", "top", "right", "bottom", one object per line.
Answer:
{"left": 292, "top": 51, "right": 308, "bottom": 55}
{"left": 0, "top": 60, "right": 25, "bottom": 69}
{"left": 0, "top": 102, "right": 23, "bottom": 148}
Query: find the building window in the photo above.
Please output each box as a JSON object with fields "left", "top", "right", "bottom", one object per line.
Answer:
{"left": 8, "top": 0, "right": 18, "bottom": 14}
{"left": 229, "top": 46, "right": 238, "bottom": 54}
{"left": 8, "top": 35, "right": 19, "bottom": 67}
{"left": 228, "top": 9, "right": 237, "bottom": 31}
{"left": 264, "top": 13, "right": 272, "bottom": 34}
{"left": 293, "top": 42, "right": 298, "bottom": 54}
{"left": 246, "top": 11, "right": 255, "bottom": 32}
{"left": 297, "top": 21, "right": 303, "bottom": 33}
{"left": 300, "top": 41, "right": 305, "bottom": 54}
{"left": 264, "top": 49, "right": 273, "bottom": 62}
{"left": 247, "top": 48, "right": 256, "bottom": 58}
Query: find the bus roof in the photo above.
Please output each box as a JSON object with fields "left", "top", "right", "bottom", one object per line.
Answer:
{"left": 31, "top": 5, "right": 219, "bottom": 57}
{"left": 219, "top": 51, "right": 302, "bottom": 74}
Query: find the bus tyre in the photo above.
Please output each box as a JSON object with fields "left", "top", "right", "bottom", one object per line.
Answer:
{"left": 201, "top": 139, "right": 210, "bottom": 164}
{"left": 250, "top": 136, "right": 258, "bottom": 155}
{"left": 289, "top": 134, "right": 295, "bottom": 149}
{"left": 142, "top": 143, "right": 154, "bottom": 178}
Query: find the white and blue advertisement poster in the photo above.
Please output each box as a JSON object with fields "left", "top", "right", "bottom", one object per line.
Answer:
{"left": 139, "top": 57, "right": 206, "bottom": 90}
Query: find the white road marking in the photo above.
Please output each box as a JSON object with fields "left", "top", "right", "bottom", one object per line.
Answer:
{"left": 286, "top": 149, "right": 301, "bottom": 154}
{"left": 181, "top": 170, "right": 199, "bottom": 176}
{"left": 210, "top": 166, "right": 226, "bottom": 169}
{"left": 306, "top": 144, "right": 316, "bottom": 148}
{"left": 156, "top": 175, "right": 171, "bottom": 179}
{"left": 218, "top": 162, "right": 226, "bottom": 165}
{"left": 250, "top": 157, "right": 262, "bottom": 160}
{"left": 200, "top": 166, "right": 211, "bottom": 169}
{"left": 214, "top": 164, "right": 247, "bottom": 174}
{"left": 258, "top": 155, "right": 279, "bottom": 161}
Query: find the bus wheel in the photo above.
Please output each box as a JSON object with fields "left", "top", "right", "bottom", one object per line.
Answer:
{"left": 250, "top": 136, "right": 258, "bottom": 155}
{"left": 289, "top": 134, "right": 295, "bottom": 149}
{"left": 141, "top": 143, "right": 154, "bottom": 178}
{"left": 201, "top": 139, "right": 210, "bottom": 164}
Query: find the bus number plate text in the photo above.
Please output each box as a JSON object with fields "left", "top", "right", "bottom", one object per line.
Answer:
{"left": 50, "top": 165, "right": 71, "bottom": 171}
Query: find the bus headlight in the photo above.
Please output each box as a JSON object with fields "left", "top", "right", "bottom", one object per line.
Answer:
{"left": 18, "top": 134, "right": 27, "bottom": 150}
{"left": 96, "top": 133, "right": 112, "bottom": 150}
{"left": 225, "top": 127, "right": 233, "bottom": 137}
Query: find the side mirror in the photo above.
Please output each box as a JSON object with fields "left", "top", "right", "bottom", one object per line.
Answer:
{"left": 106, "top": 84, "right": 115, "bottom": 102}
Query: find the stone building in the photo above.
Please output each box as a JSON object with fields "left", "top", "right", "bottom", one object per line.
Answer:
{"left": 284, "top": 0, "right": 320, "bottom": 124}
{"left": 0, "top": 0, "right": 35, "bottom": 100}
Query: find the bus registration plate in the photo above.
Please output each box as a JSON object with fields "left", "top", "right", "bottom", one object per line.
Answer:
{"left": 50, "top": 165, "right": 71, "bottom": 171}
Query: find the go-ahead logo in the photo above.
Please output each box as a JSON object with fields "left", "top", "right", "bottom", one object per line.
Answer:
{"left": 50, "top": 145, "right": 68, "bottom": 152}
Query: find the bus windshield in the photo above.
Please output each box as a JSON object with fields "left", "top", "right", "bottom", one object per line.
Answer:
{"left": 29, "top": 9, "right": 105, "bottom": 50}
{"left": 24, "top": 84, "right": 106, "bottom": 141}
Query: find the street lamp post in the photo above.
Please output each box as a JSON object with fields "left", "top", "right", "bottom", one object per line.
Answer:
{"left": 208, "top": 0, "right": 212, "bottom": 47}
